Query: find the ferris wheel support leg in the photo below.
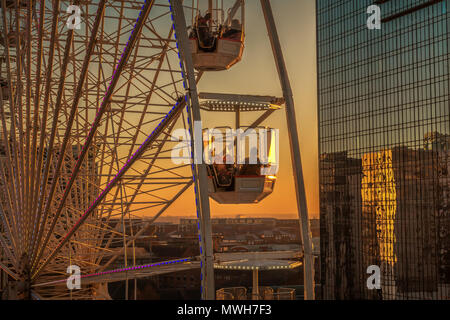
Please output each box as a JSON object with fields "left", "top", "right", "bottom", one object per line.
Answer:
{"left": 170, "top": 0, "right": 215, "bottom": 300}
{"left": 260, "top": 0, "right": 315, "bottom": 300}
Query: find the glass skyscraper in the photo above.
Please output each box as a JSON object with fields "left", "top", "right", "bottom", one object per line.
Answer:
{"left": 317, "top": 0, "right": 449, "bottom": 299}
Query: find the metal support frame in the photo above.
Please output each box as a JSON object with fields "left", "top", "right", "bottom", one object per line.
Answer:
{"left": 198, "top": 92, "right": 283, "bottom": 104}
{"left": 170, "top": 0, "right": 215, "bottom": 300}
{"left": 252, "top": 269, "right": 259, "bottom": 300}
{"left": 260, "top": 0, "right": 315, "bottom": 300}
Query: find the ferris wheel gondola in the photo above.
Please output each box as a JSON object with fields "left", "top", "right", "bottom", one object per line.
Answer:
{"left": 189, "top": 0, "right": 245, "bottom": 71}
{"left": 205, "top": 138, "right": 278, "bottom": 204}
{"left": 199, "top": 93, "right": 282, "bottom": 204}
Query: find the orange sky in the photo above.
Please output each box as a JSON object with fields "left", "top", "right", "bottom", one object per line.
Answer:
{"left": 166, "top": 0, "right": 319, "bottom": 219}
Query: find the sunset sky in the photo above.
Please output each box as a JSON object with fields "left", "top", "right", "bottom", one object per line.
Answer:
{"left": 166, "top": 0, "right": 319, "bottom": 219}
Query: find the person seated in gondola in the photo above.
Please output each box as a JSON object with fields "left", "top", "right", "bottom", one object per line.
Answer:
{"left": 222, "top": 19, "right": 242, "bottom": 41}
{"left": 239, "top": 161, "right": 262, "bottom": 176}
{"left": 188, "top": 25, "right": 197, "bottom": 39}
{"left": 213, "top": 154, "right": 234, "bottom": 190}
{"left": 239, "top": 148, "right": 262, "bottom": 176}
{"left": 195, "top": 12, "right": 215, "bottom": 51}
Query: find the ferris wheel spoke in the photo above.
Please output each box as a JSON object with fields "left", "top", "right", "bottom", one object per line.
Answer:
{"left": 28, "top": 0, "right": 62, "bottom": 262}
{"left": 11, "top": 1, "right": 27, "bottom": 244}
{"left": 0, "top": 232, "right": 18, "bottom": 270}
{"left": 0, "top": 166, "right": 18, "bottom": 255}
{"left": 0, "top": 260, "right": 18, "bottom": 280}
{"left": 98, "top": 181, "right": 193, "bottom": 270}
{"left": 1, "top": 0, "right": 24, "bottom": 251}
{"left": 94, "top": 42, "right": 145, "bottom": 224}
{"left": 29, "top": 0, "right": 98, "bottom": 260}
{"left": 0, "top": 100, "right": 20, "bottom": 250}
{"left": 94, "top": 117, "right": 183, "bottom": 265}
{"left": 29, "top": 0, "right": 107, "bottom": 267}
{"left": 31, "top": 0, "right": 157, "bottom": 279}
{"left": 32, "top": 93, "right": 185, "bottom": 280}
{"left": 93, "top": 26, "right": 181, "bottom": 238}
{"left": 23, "top": 1, "right": 33, "bottom": 248}
{"left": 28, "top": 0, "right": 46, "bottom": 230}
{"left": 32, "top": 17, "right": 76, "bottom": 259}
{"left": 91, "top": 105, "right": 186, "bottom": 265}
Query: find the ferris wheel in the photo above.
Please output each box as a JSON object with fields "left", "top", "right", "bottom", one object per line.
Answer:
{"left": 0, "top": 0, "right": 314, "bottom": 300}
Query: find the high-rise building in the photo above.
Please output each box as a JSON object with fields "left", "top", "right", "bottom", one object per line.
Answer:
{"left": 317, "top": 0, "right": 450, "bottom": 299}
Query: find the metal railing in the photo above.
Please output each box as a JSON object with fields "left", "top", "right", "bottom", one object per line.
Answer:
{"left": 217, "top": 287, "right": 296, "bottom": 300}
{"left": 216, "top": 287, "right": 247, "bottom": 300}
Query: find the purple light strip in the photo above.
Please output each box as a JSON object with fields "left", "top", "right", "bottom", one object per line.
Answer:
{"left": 34, "top": 258, "right": 192, "bottom": 286}
{"left": 68, "top": 1, "right": 149, "bottom": 209}
{"left": 81, "top": 258, "right": 191, "bottom": 279}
